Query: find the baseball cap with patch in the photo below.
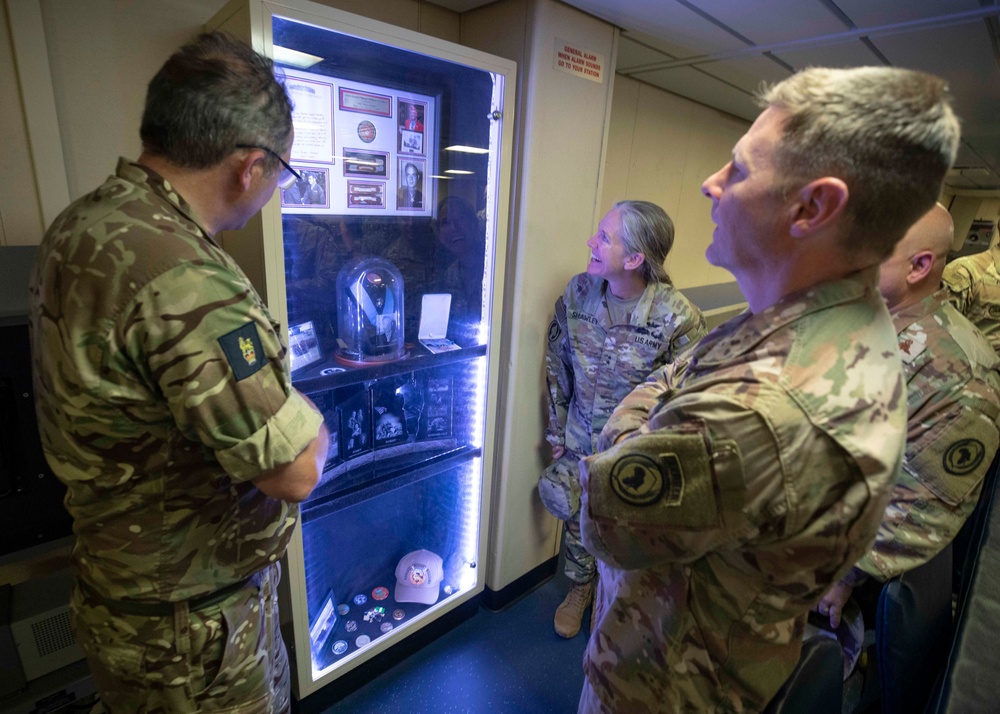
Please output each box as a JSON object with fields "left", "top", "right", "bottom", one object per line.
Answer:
{"left": 394, "top": 549, "right": 443, "bottom": 605}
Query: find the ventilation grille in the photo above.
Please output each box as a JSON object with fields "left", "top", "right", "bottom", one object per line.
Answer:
{"left": 30, "top": 610, "right": 76, "bottom": 657}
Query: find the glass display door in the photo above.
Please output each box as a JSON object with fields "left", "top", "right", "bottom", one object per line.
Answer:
{"left": 208, "top": 0, "right": 515, "bottom": 698}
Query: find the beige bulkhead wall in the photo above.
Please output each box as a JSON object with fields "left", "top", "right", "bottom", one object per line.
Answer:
{"left": 460, "top": 0, "right": 620, "bottom": 593}
{"left": 599, "top": 75, "right": 750, "bottom": 294}
{"left": 1, "top": 0, "right": 65, "bottom": 246}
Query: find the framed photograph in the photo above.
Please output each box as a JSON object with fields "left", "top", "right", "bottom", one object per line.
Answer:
{"left": 372, "top": 377, "right": 410, "bottom": 449}
{"left": 396, "top": 158, "right": 426, "bottom": 211}
{"left": 397, "top": 99, "right": 426, "bottom": 155}
{"left": 311, "top": 391, "right": 342, "bottom": 470}
{"left": 399, "top": 130, "right": 423, "bottom": 155}
{"left": 339, "top": 87, "right": 393, "bottom": 117}
{"left": 343, "top": 148, "right": 388, "bottom": 178}
{"left": 282, "top": 167, "right": 330, "bottom": 209}
{"left": 281, "top": 67, "right": 434, "bottom": 215}
{"left": 339, "top": 387, "right": 372, "bottom": 461}
{"left": 421, "top": 376, "right": 452, "bottom": 439}
{"left": 347, "top": 181, "right": 385, "bottom": 209}
{"left": 288, "top": 320, "right": 322, "bottom": 373}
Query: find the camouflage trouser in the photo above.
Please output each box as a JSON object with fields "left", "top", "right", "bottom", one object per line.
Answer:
{"left": 577, "top": 677, "right": 611, "bottom": 713}
{"left": 538, "top": 455, "right": 596, "bottom": 583}
{"left": 71, "top": 563, "right": 289, "bottom": 714}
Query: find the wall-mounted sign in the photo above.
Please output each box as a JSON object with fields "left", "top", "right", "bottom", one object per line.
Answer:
{"left": 553, "top": 38, "right": 605, "bottom": 84}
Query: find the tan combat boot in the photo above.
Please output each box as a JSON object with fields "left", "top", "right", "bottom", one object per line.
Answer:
{"left": 554, "top": 579, "right": 594, "bottom": 638}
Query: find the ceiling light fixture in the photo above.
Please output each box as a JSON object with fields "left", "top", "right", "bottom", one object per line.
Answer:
{"left": 273, "top": 46, "right": 324, "bottom": 69}
{"left": 445, "top": 145, "right": 490, "bottom": 154}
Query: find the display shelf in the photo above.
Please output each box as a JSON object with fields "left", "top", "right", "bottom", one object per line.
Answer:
{"left": 307, "top": 564, "right": 456, "bottom": 672}
{"left": 293, "top": 342, "right": 487, "bottom": 395}
{"left": 302, "top": 443, "right": 479, "bottom": 522}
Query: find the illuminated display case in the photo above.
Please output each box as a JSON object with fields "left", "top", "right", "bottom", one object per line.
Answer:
{"left": 207, "top": 0, "right": 514, "bottom": 699}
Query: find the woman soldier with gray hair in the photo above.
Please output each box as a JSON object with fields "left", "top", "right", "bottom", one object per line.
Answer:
{"left": 539, "top": 200, "right": 706, "bottom": 638}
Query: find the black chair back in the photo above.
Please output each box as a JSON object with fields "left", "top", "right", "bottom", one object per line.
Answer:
{"left": 875, "top": 543, "right": 954, "bottom": 714}
{"left": 928, "top": 450, "right": 1000, "bottom": 713}
{"left": 763, "top": 635, "right": 843, "bottom": 714}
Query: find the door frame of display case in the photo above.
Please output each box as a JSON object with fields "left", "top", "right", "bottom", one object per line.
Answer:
{"left": 206, "top": 0, "right": 516, "bottom": 699}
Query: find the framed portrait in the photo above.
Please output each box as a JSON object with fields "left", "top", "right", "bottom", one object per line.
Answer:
{"left": 311, "top": 391, "right": 342, "bottom": 470}
{"left": 421, "top": 376, "right": 452, "bottom": 440}
{"left": 399, "top": 130, "right": 423, "bottom": 155}
{"left": 338, "top": 386, "right": 372, "bottom": 461}
{"left": 372, "top": 377, "right": 410, "bottom": 449}
{"left": 397, "top": 99, "right": 427, "bottom": 155}
{"left": 283, "top": 167, "right": 331, "bottom": 209}
{"left": 396, "top": 158, "right": 426, "bottom": 211}
{"left": 288, "top": 320, "right": 322, "bottom": 373}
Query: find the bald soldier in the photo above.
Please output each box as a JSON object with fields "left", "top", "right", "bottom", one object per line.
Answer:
{"left": 817, "top": 204, "right": 1000, "bottom": 628}
{"left": 576, "top": 67, "right": 960, "bottom": 713}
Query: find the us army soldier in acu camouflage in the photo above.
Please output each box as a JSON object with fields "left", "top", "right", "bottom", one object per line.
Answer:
{"left": 28, "top": 33, "right": 329, "bottom": 714}
{"left": 817, "top": 204, "right": 1000, "bottom": 638}
{"left": 943, "top": 227, "right": 1000, "bottom": 355}
{"left": 539, "top": 200, "right": 705, "bottom": 638}
{"left": 577, "top": 67, "right": 960, "bottom": 713}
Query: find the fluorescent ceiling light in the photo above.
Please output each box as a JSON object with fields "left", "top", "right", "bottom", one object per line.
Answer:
{"left": 430, "top": 175, "right": 453, "bottom": 180}
{"left": 445, "top": 145, "right": 490, "bottom": 154}
{"left": 274, "top": 45, "right": 323, "bottom": 69}
{"left": 444, "top": 169, "right": 474, "bottom": 175}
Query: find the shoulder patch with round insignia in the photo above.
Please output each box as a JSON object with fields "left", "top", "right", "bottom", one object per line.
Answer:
{"left": 548, "top": 319, "right": 561, "bottom": 343}
{"left": 943, "top": 438, "right": 986, "bottom": 476}
{"left": 610, "top": 452, "right": 684, "bottom": 507}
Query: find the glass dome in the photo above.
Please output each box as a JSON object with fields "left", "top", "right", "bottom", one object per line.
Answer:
{"left": 335, "top": 257, "right": 406, "bottom": 365}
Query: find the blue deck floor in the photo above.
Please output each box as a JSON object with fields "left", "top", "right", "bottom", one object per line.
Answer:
{"left": 299, "top": 573, "right": 587, "bottom": 714}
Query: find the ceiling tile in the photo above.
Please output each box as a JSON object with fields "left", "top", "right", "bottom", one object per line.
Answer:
{"left": 617, "top": 36, "right": 674, "bottom": 71}
{"left": 633, "top": 66, "right": 760, "bottom": 121}
{"left": 834, "top": 0, "right": 982, "bottom": 27}
{"left": 567, "top": 0, "right": 750, "bottom": 54}
{"left": 770, "top": 38, "right": 886, "bottom": 70}
{"left": 680, "top": 55, "right": 792, "bottom": 94}
{"left": 686, "top": 0, "right": 850, "bottom": 44}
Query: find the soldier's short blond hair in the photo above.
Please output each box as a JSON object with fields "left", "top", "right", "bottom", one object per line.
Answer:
{"left": 759, "top": 66, "right": 960, "bottom": 261}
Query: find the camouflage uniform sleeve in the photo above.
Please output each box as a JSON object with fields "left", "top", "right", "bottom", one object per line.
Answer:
{"left": 669, "top": 304, "right": 708, "bottom": 359}
{"left": 580, "top": 393, "right": 771, "bottom": 570}
{"left": 545, "top": 294, "right": 573, "bottom": 448}
{"left": 122, "top": 262, "right": 322, "bottom": 483}
{"left": 855, "top": 402, "right": 1000, "bottom": 581}
{"left": 596, "top": 363, "right": 675, "bottom": 452}
{"left": 942, "top": 260, "right": 976, "bottom": 316}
